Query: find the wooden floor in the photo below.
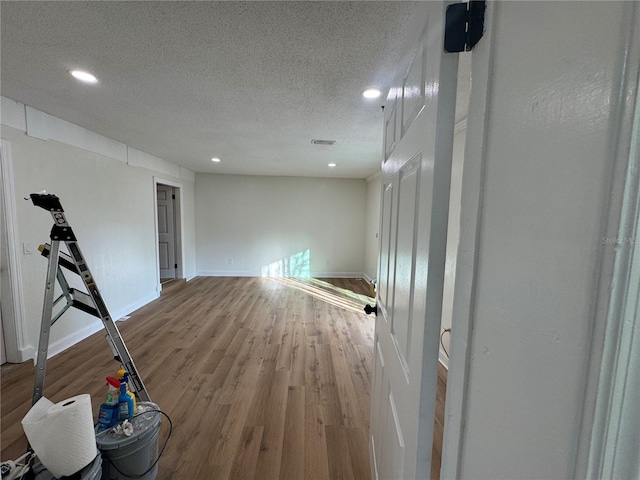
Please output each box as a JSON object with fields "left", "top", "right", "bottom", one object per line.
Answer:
{"left": 1, "top": 277, "right": 447, "bottom": 479}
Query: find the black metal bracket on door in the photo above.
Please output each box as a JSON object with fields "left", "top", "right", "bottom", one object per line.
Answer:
{"left": 444, "top": 0, "right": 486, "bottom": 53}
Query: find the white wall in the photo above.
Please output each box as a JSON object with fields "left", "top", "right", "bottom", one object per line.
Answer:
{"left": 449, "top": 2, "right": 638, "bottom": 478}
{"left": 364, "top": 173, "right": 381, "bottom": 281}
{"left": 195, "top": 173, "right": 366, "bottom": 277}
{"left": 1, "top": 98, "right": 196, "bottom": 360}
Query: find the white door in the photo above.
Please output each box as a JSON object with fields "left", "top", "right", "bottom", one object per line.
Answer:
{"left": 157, "top": 184, "right": 176, "bottom": 279}
{"left": 370, "top": 2, "right": 458, "bottom": 479}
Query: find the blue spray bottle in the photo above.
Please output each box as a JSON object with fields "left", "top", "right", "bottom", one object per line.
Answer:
{"left": 118, "top": 381, "right": 134, "bottom": 420}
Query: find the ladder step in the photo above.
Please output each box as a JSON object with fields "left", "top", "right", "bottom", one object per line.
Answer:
{"left": 69, "top": 289, "right": 99, "bottom": 317}
{"left": 39, "top": 244, "right": 80, "bottom": 275}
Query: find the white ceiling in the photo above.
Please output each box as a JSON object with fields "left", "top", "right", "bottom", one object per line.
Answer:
{"left": 1, "top": 1, "right": 468, "bottom": 179}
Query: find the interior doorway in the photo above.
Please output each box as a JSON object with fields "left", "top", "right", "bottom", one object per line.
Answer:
{"left": 157, "top": 184, "right": 177, "bottom": 280}
{"left": 154, "top": 179, "right": 183, "bottom": 288}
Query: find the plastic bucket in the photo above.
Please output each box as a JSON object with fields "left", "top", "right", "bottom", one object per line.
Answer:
{"left": 33, "top": 454, "right": 102, "bottom": 480}
{"left": 96, "top": 402, "right": 161, "bottom": 480}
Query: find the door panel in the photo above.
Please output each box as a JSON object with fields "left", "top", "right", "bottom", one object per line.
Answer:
{"left": 391, "top": 154, "right": 422, "bottom": 378}
{"left": 378, "top": 181, "right": 395, "bottom": 318}
{"left": 402, "top": 42, "right": 426, "bottom": 136}
{"left": 370, "top": 2, "right": 458, "bottom": 478}
{"left": 382, "top": 389, "right": 405, "bottom": 480}
{"left": 370, "top": 339, "right": 386, "bottom": 478}
{"left": 385, "top": 101, "right": 397, "bottom": 160}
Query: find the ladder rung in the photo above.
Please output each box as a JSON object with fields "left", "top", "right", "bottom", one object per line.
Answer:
{"left": 39, "top": 244, "right": 79, "bottom": 274}
{"left": 69, "top": 289, "right": 99, "bottom": 317}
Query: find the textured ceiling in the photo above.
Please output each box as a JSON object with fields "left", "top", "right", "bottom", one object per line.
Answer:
{"left": 1, "top": 1, "right": 467, "bottom": 179}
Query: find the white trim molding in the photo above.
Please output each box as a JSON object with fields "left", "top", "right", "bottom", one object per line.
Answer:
{"left": 0, "top": 139, "right": 31, "bottom": 362}
{"left": 441, "top": 3, "right": 497, "bottom": 478}
{"left": 580, "top": 5, "right": 640, "bottom": 476}
{"left": 111, "top": 292, "right": 160, "bottom": 322}
{"left": 366, "top": 170, "right": 382, "bottom": 183}
{"left": 197, "top": 271, "right": 369, "bottom": 279}
{"left": 198, "top": 270, "right": 257, "bottom": 277}
{"left": 47, "top": 320, "right": 104, "bottom": 359}
{"left": 46, "top": 291, "right": 160, "bottom": 359}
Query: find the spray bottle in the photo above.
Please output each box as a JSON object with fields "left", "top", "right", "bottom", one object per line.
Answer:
{"left": 117, "top": 381, "right": 134, "bottom": 420}
{"left": 97, "top": 377, "right": 120, "bottom": 430}
{"left": 117, "top": 369, "right": 137, "bottom": 412}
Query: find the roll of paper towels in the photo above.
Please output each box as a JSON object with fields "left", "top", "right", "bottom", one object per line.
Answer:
{"left": 22, "top": 394, "right": 97, "bottom": 477}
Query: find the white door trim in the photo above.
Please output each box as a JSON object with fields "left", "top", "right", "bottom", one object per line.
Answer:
{"left": 441, "top": 3, "right": 640, "bottom": 478}
{"left": 0, "top": 139, "right": 31, "bottom": 363}
{"left": 578, "top": 3, "right": 640, "bottom": 476}
{"left": 440, "top": 3, "right": 497, "bottom": 478}
{"left": 153, "top": 177, "right": 184, "bottom": 291}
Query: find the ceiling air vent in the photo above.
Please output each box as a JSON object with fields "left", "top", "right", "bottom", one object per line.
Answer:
{"left": 311, "top": 139, "right": 336, "bottom": 146}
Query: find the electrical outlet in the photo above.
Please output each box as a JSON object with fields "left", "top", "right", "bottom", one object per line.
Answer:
{"left": 227, "top": 258, "right": 233, "bottom": 265}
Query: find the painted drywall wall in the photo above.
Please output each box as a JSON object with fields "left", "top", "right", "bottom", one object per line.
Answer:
{"left": 195, "top": 174, "right": 366, "bottom": 277}
{"left": 364, "top": 173, "right": 381, "bottom": 281}
{"left": 439, "top": 126, "right": 465, "bottom": 368}
{"left": 453, "top": 2, "right": 637, "bottom": 478}
{"left": 1, "top": 100, "right": 196, "bottom": 360}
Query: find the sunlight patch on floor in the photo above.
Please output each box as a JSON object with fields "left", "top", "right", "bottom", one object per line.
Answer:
{"left": 265, "top": 276, "right": 373, "bottom": 314}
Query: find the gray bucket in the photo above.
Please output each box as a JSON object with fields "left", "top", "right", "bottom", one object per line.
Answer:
{"left": 96, "top": 402, "right": 161, "bottom": 480}
{"left": 32, "top": 454, "right": 102, "bottom": 480}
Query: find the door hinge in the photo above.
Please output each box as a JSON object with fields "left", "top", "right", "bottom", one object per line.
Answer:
{"left": 172, "top": 194, "right": 175, "bottom": 199}
{"left": 444, "top": 0, "right": 486, "bottom": 53}
{"left": 174, "top": 263, "right": 178, "bottom": 269}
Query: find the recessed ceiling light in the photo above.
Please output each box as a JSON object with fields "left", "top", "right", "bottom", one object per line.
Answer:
{"left": 211, "top": 157, "right": 221, "bottom": 162}
{"left": 362, "top": 87, "right": 382, "bottom": 99}
{"left": 328, "top": 163, "right": 337, "bottom": 168}
{"left": 68, "top": 69, "right": 98, "bottom": 84}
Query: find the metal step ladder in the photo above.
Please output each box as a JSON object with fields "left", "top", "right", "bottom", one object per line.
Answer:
{"left": 29, "top": 193, "right": 150, "bottom": 405}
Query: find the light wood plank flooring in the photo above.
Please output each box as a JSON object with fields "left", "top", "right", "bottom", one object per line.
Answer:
{"left": 1, "top": 277, "right": 447, "bottom": 479}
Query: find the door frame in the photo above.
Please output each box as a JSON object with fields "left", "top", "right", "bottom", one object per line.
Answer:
{"left": 442, "top": 2, "right": 640, "bottom": 478}
{"left": 440, "top": 2, "right": 496, "bottom": 477}
{"left": 577, "top": 3, "right": 640, "bottom": 476}
{"left": 153, "top": 177, "right": 184, "bottom": 291}
{"left": 0, "top": 139, "right": 30, "bottom": 363}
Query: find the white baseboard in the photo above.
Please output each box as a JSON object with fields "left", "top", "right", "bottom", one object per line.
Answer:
{"left": 197, "top": 271, "right": 369, "bottom": 279}
{"left": 362, "top": 272, "right": 374, "bottom": 283}
{"left": 112, "top": 291, "right": 159, "bottom": 321}
{"left": 310, "top": 271, "right": 367, "bottom": 278}
{"left": 185, "top": 271, "right": 198, "bottom": 282}
{"left": 197, "top": 270, "right": 257, "bottom": 277}
{"left": 47, "top": 320, "right": 104, "bottom": 360}
{"left": 40, "top": 291, "right": 160, "bottom": 361}
{"left": 20, "top": 345, "right": 36, "bottom": 363}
